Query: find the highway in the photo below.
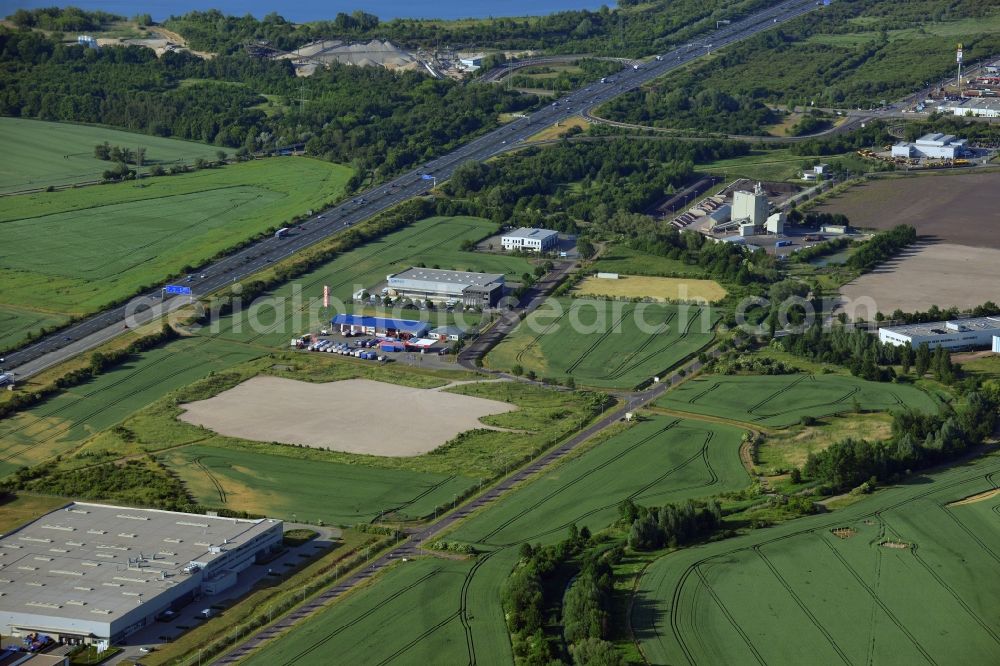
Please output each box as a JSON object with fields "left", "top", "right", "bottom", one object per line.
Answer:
{"left": 3, "top": 0, "right": 823, "bottom": 380}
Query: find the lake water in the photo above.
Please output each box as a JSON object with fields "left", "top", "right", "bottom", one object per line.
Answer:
{"left": 8, "top": 0, "right": 610, "bottom": 22}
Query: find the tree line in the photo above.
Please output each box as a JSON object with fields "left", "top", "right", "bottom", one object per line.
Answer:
{"left": 162, "top": 1, "right": 774, "bottom": 57}
{"left": 804, "top": 390, "right": 998, "bottom": 494}
{"left": 845, "top": 224, "right": 916, "bottom": 272}
{"left": 0, "top": 28, "right": 535, "bottom": 179}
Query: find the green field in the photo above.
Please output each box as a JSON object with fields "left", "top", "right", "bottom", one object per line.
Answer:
{"left": 591, "top": 245, "right": 710, "bottom": 278}
{"left": 632, "top": 453, "right": 1000, "bottom": 665}
{"left": 200, "top": 216, "right": 533, "bottom": 347}
{"left": 0, "top": 303, "right": 69, "bottom": 352}
{"left": 161, "top": 444, "right": 476, "bottom": 525}
{"left": 486, "top": 299, "right": 718, "bottom": 389}
{"left": 244, "top": 416, "right": 750, "bottom": 665}
{"left": 0, "top": 158, "right": 351, "bottom": 329}
{"left": 0, "top": 117, "right": 223, "bottom": 193}
{"left": 657, "top": 373, "right": 940, "bottom": 427}
{"left": 698, "top": 148, "right": 855, "bottom": 182}
{"left": 0, "top": 337, "right": 263, "bottom": 478}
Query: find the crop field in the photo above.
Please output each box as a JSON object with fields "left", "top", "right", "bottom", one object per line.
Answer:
{"left": 0, "top": 337, "right": 262, "bottom": 479}
{"left": 200, "top": 216, "right": 532, "bottom": 348}
{"left": 0, "top": 304, "right": 69, "bottom": 352}
{"left": 161, "top": 444, "right": 476, "bottom": 525}
{"left": 812, "top": 173, "right": 1000, "bottom": 250}
{"left": 0, "top": 117, "right": 223, "bottom": 193}
{"left": 592, "top": 245, "right": 709, "bottom": 278}
{"left": 574, "top": 274, "right": 727, "bottom": 303}
{"left": 0, "top": 158, "right": 352, "bottom": 332}
{"left": 486, "top": 298, "right": 718, "bottom": 388}
{"left": 243, "top": 415, "right": 750, "bottom": 665}
{"left": 656, "top": 373, "right": 940, "bottom": 428}
{"left": 632, "top": 453, "right": 1000, "bottom": 665}
{"left": 838, "top": 242, "right": 1000, "bottom": 315}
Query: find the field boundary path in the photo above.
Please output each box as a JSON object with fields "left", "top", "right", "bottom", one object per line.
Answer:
{"left": 4, "top": 0, "right": 822, "bottom": 380}
{"left": 209, "top": 347, "right": 720, "bottom": 666}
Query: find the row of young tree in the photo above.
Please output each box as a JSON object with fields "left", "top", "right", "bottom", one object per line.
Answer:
{"left": 777, "top": 323, "right": 958, "bottom": 384}
{"left": 0, "top": 28, "right": 534, "bottom": 179}
{"left": 804, "top": 391, "right": 998, "bottom": 493}
{"left": 845, "top": 224, "right": 917, "bottom": 272}
{"left": 620, "top": 498, "right": 722, "bottom": 551}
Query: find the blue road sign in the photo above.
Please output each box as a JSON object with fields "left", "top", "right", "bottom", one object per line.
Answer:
{"left": 421, "top": 174, "right": 434, "bottom": 180}
{"left": 165, "top": 285, "right": 193, "bottom": 295}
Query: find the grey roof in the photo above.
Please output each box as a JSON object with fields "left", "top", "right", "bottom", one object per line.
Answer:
{"left": 389, "top": 267, "right": 504, "bottom": 287}
{"left": 0, "top": 502, "right": 279, "bottom": 624}
{"left": 881, "top": 316, "right": 1000, "bottom": 338}
{"left": 502, "top": 227, "right": 559, "bottom": 241}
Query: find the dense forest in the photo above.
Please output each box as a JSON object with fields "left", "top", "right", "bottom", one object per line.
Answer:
{"left": 0, "top": 28, "right": 534, "bottom": 177}
{"left": 599, "top": 0, "right": 1000, "bottom": 132}
{"left": 162, "top": 0, "right": 773, "bottom": 56}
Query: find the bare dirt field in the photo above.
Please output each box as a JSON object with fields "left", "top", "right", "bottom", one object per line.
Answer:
{"left": 837, "top": 242, "right": 1000, "bottom": 316}
{"left": 813, "top": 172, "right": 1000, "bottom": 249}
{"left": 574, "top": 275, "right": 727, "bottom": 303}
{"left": 178, "top": 376, "right": 515, "bottom": 456}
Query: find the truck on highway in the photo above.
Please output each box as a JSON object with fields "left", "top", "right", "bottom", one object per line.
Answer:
{"left": 275, "top": 227, "right": 289, "bottom": 239}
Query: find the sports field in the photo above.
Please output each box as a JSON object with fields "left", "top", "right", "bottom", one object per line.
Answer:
{"left": 486, "top": 299, "right": 718, "bottom": 388}
{"left": 244, "top": 416, "right": 750, "bottom": 665}
{"left": 161, "top": 444, "right": 476, "bottom": 525}
{"left": 200, "top": 216, "right": 533, "bottom": 348}
{"left": 0, "top": 158, "right": 352, "bottom": 330}
{"left": 632, "top": 453, "right": 1000, "bottom": 665}
{"left": 656, "top": 373, "right": 939, "bottom": 427}
{"left": 0, "top": 118, "right": 224, "bottom": 193}
{"left": 0, "top": 337, "right": 263, "bottom": 479}
{"left": 574, "top": 274, "right": 727, "bottom": 303}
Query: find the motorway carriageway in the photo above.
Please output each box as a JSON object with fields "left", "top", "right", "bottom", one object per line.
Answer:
{"left": 4, "top": 0, "right": 823, "bottom": 379}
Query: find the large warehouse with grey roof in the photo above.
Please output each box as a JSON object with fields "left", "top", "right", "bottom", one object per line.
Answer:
{"left": 0, "top": 503, "right": 282, "bottom": 645}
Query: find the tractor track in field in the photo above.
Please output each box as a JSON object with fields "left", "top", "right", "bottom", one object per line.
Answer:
{"left": 603, "top": 308, "right": 707, "bottom": 383}
{"left": 506, "top": 428, "right": 721, "bottom": 547}
{"left": 374, "top": 474, "right": 458, "bottom": 523}
{"left": 753, "top": 544, "right": 852, "bottom": 665}
{"left": 513, "top": 308, "right": 567, "bottom": 366}
{"left": 563, "top": 305, "right": 634, "bottom": 375}
{"left": 193, "top": 456, "right": 228, "bottom": 504}
{"left": 0, "top": 340, "right": 243, "bottom": 465}
{"left": 474, "top": 419, "right": 682, "bottom": 545}
{"left": 272, "top": 570, "right": 443, "bottom": 665}
{"left": 602, "top": 312, "right": 676, "bottom": 376}
{"left": 818, "top": 536, "right": 937, "bottom": 665}
{"left": 647, "top": 460, "right": 1000, "bottom": 664}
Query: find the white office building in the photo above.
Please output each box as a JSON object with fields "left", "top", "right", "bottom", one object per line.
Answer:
{"left": 501, "top": 227, "right": 559, "bottom": 253}
{"left": 0, "top": 503, "right": 282, "bottom": 645}
{"left": 879, "top": 317, "right": 1000, "bottom": 351}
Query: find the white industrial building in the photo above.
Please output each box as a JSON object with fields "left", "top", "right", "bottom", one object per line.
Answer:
{"left": 936, "top": 97, "right": 1000, "bottom": 118}
{"left": 891, "top": 133, "right": 967, "bottom": 159}
{"left": 994, "top": 335, "right": 1000, "bottom": 353}
{"left": 0, "top": 503, "right": 282, "bottom": 646}
{"left": 879, "top": 316, "right": 1000, "bottom": 351}
{"left": 501, "top": 227, "right": 559, "bottom": 253}
{"left": 732, "top": 183, "right": 770, "bottom": 228}
{"left": 386, "top": 267, "right": 505, "bottom": 307}
{"left": 458, "top": 54, "right": 485, "bottom": 71}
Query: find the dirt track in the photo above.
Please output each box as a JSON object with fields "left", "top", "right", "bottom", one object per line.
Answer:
{"left": 813, "top": 172, "right": 1000, "bottom": 249}
{"left": 178, "top": 376, "right": 515, "bottom": 456}
{"left": 837, "top": 242, "right": 1000, "bottom": 316}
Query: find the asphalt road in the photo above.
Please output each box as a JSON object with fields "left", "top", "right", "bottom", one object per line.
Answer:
{"left": 3, "top": 0, "right": 822, "bottom": 381}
